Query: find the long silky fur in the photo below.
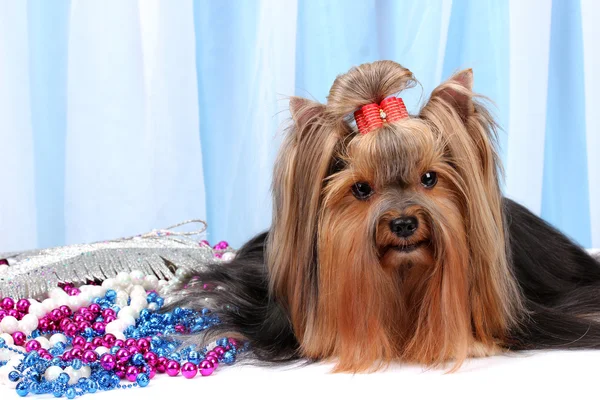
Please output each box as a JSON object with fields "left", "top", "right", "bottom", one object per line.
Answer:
{"left": 167, "top": 60, "right": 600, "bottom": 371}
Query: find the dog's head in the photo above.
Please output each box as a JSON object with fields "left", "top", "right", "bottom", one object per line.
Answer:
{"left": 267, "top": 61, "right": 522, "bottom": 371}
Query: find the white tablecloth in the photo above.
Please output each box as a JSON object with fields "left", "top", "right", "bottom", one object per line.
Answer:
{"left": 2, "top": 349, "right": 600, "bottom": 400}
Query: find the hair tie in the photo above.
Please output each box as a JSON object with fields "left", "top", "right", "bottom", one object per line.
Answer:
{"left": 354, "top": 97, "right": 409, "bottom": 135}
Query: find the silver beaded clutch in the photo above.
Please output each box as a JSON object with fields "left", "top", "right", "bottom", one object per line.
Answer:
{"left": 0, "top": 220, "right": 224, "bottom": 300}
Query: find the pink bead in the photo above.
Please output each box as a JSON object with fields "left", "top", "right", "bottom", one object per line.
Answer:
{"left": 116, "top": 349, "right": 131, "bottom": 363}
{"left": 71, "top": 348, "right": 83, "bottom": 359}
{"left": 103, "top": 334, "right": 116, "bottom": 347}
{"left": 64, "top": 323, "right": 77, "bottom": 336}
{"left": 50, "top": 309, "right": 64, "bottom": 321}
{"left": 199, "top": 360, "right": 215, "bottom": 376}
{"left": 83, "top": 350, "right": 97, "bottom": 363}
{"left": 102, "top": 309, "right": 115, "bottom": 318}
{"left": 70, "top": 288, "right": 81, "bottom": 296}
{"left": 84, "top": 342, "right": 95, "bottom": 351}
{"left": 165, "top": 360, "right": 180, "bottom": 377}
{"left": 137, "top": 338, "right": 150, "bottom": 353}
{"left": 7, "top": 309, "right": 19, "bottom": 319}
{"left": 73, "top": 314, "right": 85, "bottom": 323}
{"left": 156, "top": 357, "right": 168, "bottom": 373}
{"left": 181, "top": 362, "right": 198, "bottom": 379}
{"left": 79, "top": 307, "right": 88, "bottom": 315}
{"left": 59, "top": 319, "right": 70, "bottom": 331}
{"left": 174, "top": 324, "right": 185, "bottom": 333}
{"left": 205, "top": 355, "right": 218, "bottom": 367}
{"left": 59, "top": 305, "right": 72, "bottom": 316}
{"left": 213, "top": 346, "right": 225, "bottom": 357}
{"left": 25, "top": 340, "right": 41, "bottom": 352}
{"left": 41, "top": 353, "right": 53, "bottom": 360}
{"left": 100, "top": 353, "right": 116, "bottom": 370}
{"left": 0, "top": 310, "right": 6, "bottom": 319}
{"left": 104, "top": 315, "right": 116, "bottom": 324}
{"left": 206, "top": 350, "right": 218, "bottom": 359}
{"left": 12, "top": 331, "right": 26, "bottom": 346}
{"left": 126, "top": 366, "right": 139, "bottom": 382}
{"left": 142, "top": 365, "right": 156, "bottom": 379}
{"left": 16, "top": 299, "right": 30, "bottom": 313}
{"left": 114, "top": 339, "right": 125, "bottom": 348}
{"left": 83, "top": 312, "right": 95, "bottom": 322}
{"left": 88, "top": 304, "right": 101, "bottom": 314}
{"left": 1, "top": 297, "right": 14, "bottom": 310}
{"left": 62, "top": 351, "right": 72, "bottom": 362}
{"left": 144, "top": 352, "right": 158, "bottom": 366}
{"left": 92, "top": 337, "right": 104, "bottom": 348}
{"left": 78, "top": 321, "right": 91, "bottom": 331}
{"left": 92, "top": 322, "right": 105, "bottom": 334}
{"left": 127, "top": 346, "right": 140, "bottom": 354}
{"left": 199, "top": 240, "right": 210, "bottom": 247}
{"left": 72, "top": 336, "right": 86, "bottom": 348}
{"left": 115, "top": 365, "right": 126, "bottom": 379}
{"left": 125, "top": 339, "right": 137, "bottom": 348}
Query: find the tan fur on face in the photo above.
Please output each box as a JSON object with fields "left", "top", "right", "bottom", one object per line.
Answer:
{"left": 267, "top": 61, "right": 524, "bottom": 372}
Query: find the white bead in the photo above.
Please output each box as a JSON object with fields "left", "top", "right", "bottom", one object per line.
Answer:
{"left": 102, "top": 278, "right": 116, "bottom": 289}
{"left": 119, "top": 314, "right": 135, "bottom": 328}
{"left": 131, "top": 284, "right": 146, "bottom": 296}
{"left": 158, "top": 280, "right": 168, "bottom": 288}
{"left": 0, "top": 333, "right": 14, "bottom": 346}
{"left": 49, "top": 333, "right": 67, "bottom": 347}
{"left": 118, "top": 306, "right": 139, "bottom": 320}
{"left": 49, "top": 287, "right": 67, "bottom": 301}
{"left": 175, "top": 268, "right": 186, "bottom": 279}
{"left": 7, "top": 353, "right": 24, "bottom": 366}
{"left": 65, "top": 296, "right": 80, "bottom": 312}
{"left": 41, "top": 298, "right": 56, "bottom": 312}
{"left": 222, "top": 252, "right": 235, "bottom": 262}
{"left": 18, "top": 314, "right": 38, "bottom": 334}
{"left": 105, "top": 321, "right": 124, "bottom": 335}
{"left": 95, "top": 346, "right": 109, "bottom": 355}
{"left": 0, "top": 349, "right": 11, "bottom": 361}
{"left": 35, "top": 336, "right": 51, "bottom": 350}
{"left": 0, "top": 316, "right": 19, "bottom": 334}
{"left": 148, "top": 303, "right": 158, "bottom": 311}
{"left": 113, "top": 331, "right": 126, "bottom": 341}
{"left": 143, "top": 275, "right": 158, "bottom": 290}
{"left": 80, "top": 366, "right": 91, "bottom": 378}
{"left": 28, "top": 302, "right": 47, "bottom": 318}
{"left": 130, "top": 270, "right": 145, "bottom": 286}
{"left": 0, "top": 365, "right": 9, "bottom": 384}
{"left": 64, "top": 366, "right": 82, "bottom": 385}
{"left": 116, "top": 271, "right": 131, "bottom": 286}
{"left": 91, "top": 286, "right": 106, "bottom": 298}
{"left": 130, "top": 297, "right": 148, "bottom": 312}
{"left": 44, "top": 365, "right": 64, "bottom": 382}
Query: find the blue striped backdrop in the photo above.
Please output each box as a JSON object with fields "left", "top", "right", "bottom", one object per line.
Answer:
{"left": 0, "top": 0, "right": 598, "bottom": 251}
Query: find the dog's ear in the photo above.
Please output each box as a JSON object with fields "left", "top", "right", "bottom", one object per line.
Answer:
{"left": 289, "top": 96, "right": 326, "bottom": 131}
{"left": 423, "top": 69, "right": 474, "bottom": 121}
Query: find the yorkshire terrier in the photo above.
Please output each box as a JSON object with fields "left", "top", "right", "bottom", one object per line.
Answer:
{"left": 171, "top": 61, "right": 600, "bottom": 372}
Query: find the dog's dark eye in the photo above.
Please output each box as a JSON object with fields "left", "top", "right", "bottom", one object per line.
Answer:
{"left": 351, "top": 182, "right": 374, "bottom": 200}
{"left": 420, "top": 171, "right": 438, "bottom": 188}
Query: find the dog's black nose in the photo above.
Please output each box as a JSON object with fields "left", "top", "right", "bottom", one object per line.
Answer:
{"left": 390, "top": 217, "right": 418, "bottom": 238}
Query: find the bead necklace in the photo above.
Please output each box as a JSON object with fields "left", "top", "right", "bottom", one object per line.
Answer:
{"left": 0, "top": 241, "right": 244, "bottom": 398}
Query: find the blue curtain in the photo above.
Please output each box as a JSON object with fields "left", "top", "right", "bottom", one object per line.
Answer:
{"left": 1, "top": 0, "right": 599, "bottom": 251}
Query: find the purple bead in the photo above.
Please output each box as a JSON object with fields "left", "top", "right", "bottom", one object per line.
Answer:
{"left": 12, "top": 331, "right": 26, "bottom": 346}
{"left": 88, "top": 304, "right": 101, "bottom": 314}
{"left": 116, "top": 349, "right": 131, "bottom": 363}
{"left": 1, "top": 297, "right": 14, "bottom": 310}
{"left": 181, "top": 362, "right": 198, "bottom": 379}
{"left": 7, "top": 309, "right": 19, "bottom": 319}
{"left": 59, "top": 305, "right": 72, "bottom": 316}
{"left": 199, "top": 360, "right": 215, "bottom": 376}
{"left": 100, "top": 353, "right": 116, "bottom": 370}
{"left": 15, "top": 299, "right": 30, "bottom": 313}
{"left": 126, "top": 366, "right": 139, "bottom": 382}
{"left": 72, "top": 336, "right": 86, "bottom": 348}
{"left": 25, "top": 340, "right": 41, "bottom": 352}
{"left": 83, "top": 350, "right": 97, "bottom": 363}
{"left": 92, "top": 322, "right": 105, "bottom": 334}
{"left": 165, "top": 360, "right": 180, "bottom": 377}
{"left": 103, "top": 334, "right": 116, "bottom": 347}
{"left": 213, "top": 346, "right": 225, "bottom": 357}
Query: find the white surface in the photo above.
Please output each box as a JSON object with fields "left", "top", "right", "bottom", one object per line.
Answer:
{"left": 2, "top": 350, "right": 600, "bottom": 400}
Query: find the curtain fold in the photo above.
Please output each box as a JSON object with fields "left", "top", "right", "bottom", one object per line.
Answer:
{"left": 0, "top": 0, "right": 598, "bottom": 251}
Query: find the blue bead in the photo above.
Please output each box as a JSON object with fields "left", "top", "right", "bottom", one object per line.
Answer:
{"left": 87, "top": 380, "right": 98, "bottom": 393}
{"left": 136, "top": 373, "right": 149, "bottom": 388}
{"left": 66, "top": 387, "right": 76, "bottom": 399}
{"left": 57, "top": 373, "right": 70, "bottom": 385}
{"left": 0, "top": 338, "right": 5, "bottom": 347}
{"left": 110, "top": 347, "right": 119, "bottom": 354}
{"left": 50, "top": 358, "right": 62, "bottom": 366}
{"left": 223, "top": 350, "right": 235, "bottom": 364}
{"left": 132, "top": 353, "right": 144, "bottom": 366}
{"left": 105, "top": 290, "right": 117, "bottom": 300}
{"left": 9, "top": 371, "right": 22, "bottom": 382}
{"left": 110, "top": 374, "right": 120, "bottom": 388}
{"left": 216, "top": 338, "right": 228, "bottom": 347}
{"left": 16, "top": 381, "right": 29, "bottom": 397}
{"left": 53, "top": 390, "right": 64, "bottom": 398}
{"left": 98, "top": 374, "right": 111, "bottom": 388}
{"left": 201, "top": 308, "right": 210, "bottom": 316}
{"left": 156, "top": 298, "right": 164, "bottom": 308}
{"left": 72, "top": 359, "right": 82, "bottom": 370}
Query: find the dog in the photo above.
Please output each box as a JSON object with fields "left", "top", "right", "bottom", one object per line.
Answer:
{"left": 170, "top": 61, "right": 600, "bottom": 372}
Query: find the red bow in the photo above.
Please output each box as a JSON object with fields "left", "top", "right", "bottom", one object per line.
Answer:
{"left": 354, "top": 97, "right": 409, "bottom": 135}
